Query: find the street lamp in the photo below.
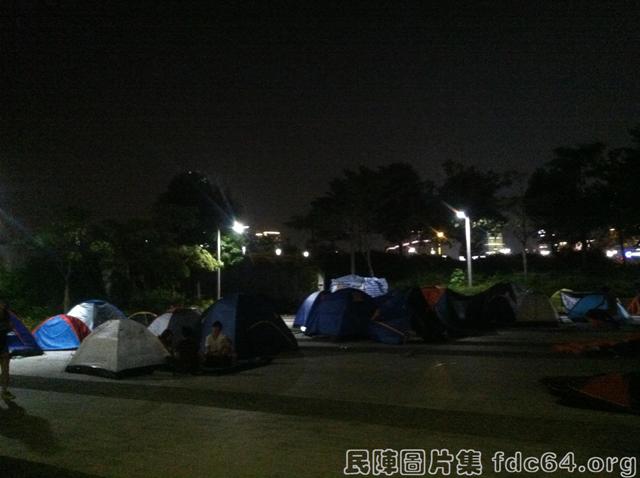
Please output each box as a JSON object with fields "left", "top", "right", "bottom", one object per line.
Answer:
{"left": 217, "top": 220, "right": 248, "bottom": 300}
{"left": 455, "top": 210, "right": 473, "bottom": 287}
{"left": 275, "top": 247, "right": 282, "bottom": 256}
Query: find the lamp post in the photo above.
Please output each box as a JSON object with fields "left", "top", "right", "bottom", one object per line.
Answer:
{"left": 456, "top": 210, "right": 473, "bottom": 287}
{"left": 217, "top": 220, "right": 248, "bottom": 300}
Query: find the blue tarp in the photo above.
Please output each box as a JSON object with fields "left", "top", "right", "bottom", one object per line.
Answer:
{"left": 7, "top": 312, "right": 42, "bottom": 356}
{"left": 330, "top": 275, "right": 389, "bottom": 298}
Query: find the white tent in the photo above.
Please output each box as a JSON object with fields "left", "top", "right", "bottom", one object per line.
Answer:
{"left": 68, "top": 300, "right": 126, "bottom": 330}
{"left": 148, "top": 308, "right": 202, "bottom": 348}
{"left": 66, "top": 319, "right": 169, "bottom": 378}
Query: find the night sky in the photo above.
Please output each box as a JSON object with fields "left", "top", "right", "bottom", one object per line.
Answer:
{"left": 3, "top": 1, "right": 639, "bottom": 232}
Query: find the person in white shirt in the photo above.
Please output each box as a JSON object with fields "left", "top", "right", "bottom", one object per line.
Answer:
{"left": 204, "top": 321, "right": 234, "bottom": 367}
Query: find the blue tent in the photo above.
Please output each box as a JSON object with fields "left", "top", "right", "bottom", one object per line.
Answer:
{"left": 33, "top": 314, "right": 91, "bottom": 350}
{"left": 201, "top": 294, "right": 298, "bottom": 359}
{"left": 564, "top": 292, "right": 630, "bottom": 322}
{"left": 293, "top": 291, "right": 324, "bottom": 328}
{"left": 7, "top": 312, "right": 42, "bottom": 356}
{"left": 368, "top": 290, "right": 411, "bottom": 344}
{"left": 67, "top": 300, "right": 126, "bottom": 330}
{"left": 302, "top": 288, "right": 377, "bottom": 338}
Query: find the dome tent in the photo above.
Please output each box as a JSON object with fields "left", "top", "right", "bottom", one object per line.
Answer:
{"left": 201, "top": 294, "right": 298, "bottom": 359}
{"left": 67, "top": 300, "right": 126, "bottom": 330}
{"left": 148, "top": 308, "right": 202, "bottom": 347}
{"left": 33, "top": 314, "right": 91, "bottom": 350}
{"left": 7, "top": 311, "right": 42, "bottom": 356}
{"left": 66, "top": 319, "right": 169, "bottom": 378}
{"left": 300, "top": 288, "right": 377, "bottom": 338}
{"left": 293, "top": 291, "right": 324, "bottom": 329}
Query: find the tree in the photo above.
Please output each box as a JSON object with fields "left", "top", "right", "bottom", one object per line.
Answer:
{"left": 504, "top": 173, "right": 536, "bottom": 278}
{"left": 29, "top": 208, "right": 92, "bottom": 311}
{"left": 154, "top": 171, "right": 244, "bottom": 246}
{"left": 375, "top": 163, "right": 435, "bottom": 249}
{"left": 591, "top": 128, "right": 640, "bottom": 264}
{"left": 438, "top": 160, "right": 513, "bottom": 254}
{"left": 289, "top": 163, "right": 432, "bottom": 276}
{"left": 524, "top": 143, "right": 606, "bottom": 255}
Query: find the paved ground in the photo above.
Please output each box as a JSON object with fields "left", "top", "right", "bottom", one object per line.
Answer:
{"left": 1, "top": 325, "right": 639, "bottom": 477}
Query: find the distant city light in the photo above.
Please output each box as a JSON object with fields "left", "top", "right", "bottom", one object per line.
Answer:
{"left": 455, "top": 210, "right": 467, "bottom": 219}
{"left": 436, "top": 231, "right": 445, "bottom": 238}
{"left": 540, "top": 250, "right": 551, "bottom": 257}
{"left": 275, "top": 248, "right": 282, "bottom": 256}
{"left": 302, "top": 250, "right": 310, "bottom": 258}
{"left": 606, "top": 249, "right": 618, "bottom": 258}
{"left": 408, "top": 247, "right": 417, "bottom": 254}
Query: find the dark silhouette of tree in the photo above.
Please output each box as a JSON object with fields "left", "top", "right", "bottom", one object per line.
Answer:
{"left": 438, "top": 160, "right": 513, "bottom": 254}
{"left": 289, "top": 163, "right": 432, "bottom": 275}
{"left": 592, "top": 128, "right": 640, "bottom": 263}
{"left": 524, "top": 143, "right": 606, "bottom": 255}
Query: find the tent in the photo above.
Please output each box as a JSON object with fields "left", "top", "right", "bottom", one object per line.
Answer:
{"left": 128, "top": 311, "right": 157, "bottom": 327}
{"left": 368, "top": 290, "right": 412, "bottom": 344}
{"left": 33, "top": 314, "right": 91, "bottom": 350}
{"left": 514, "top": 292, "right": 559, "bottom": 323}
{"left": 293, "top": 291, "right": 324, "bottom": 329}
{"left": 330, "top": 274, "right": 389, "bottom": 298}
{"left": 551, "top": 290, "right": 630, "bottom": 322}
{"left": 550, "top": 289, "right": 575, "bottom": 315}
{"left": 148, "top": 308, "right": 202, "bottom": 347}
{"left": 6, "top": 311, "right": 42, "bottom": 356}
{"left": 201, "top": 294, "right": 298, "bottom": 359}
{"left": 67, "top": 300, "right": 126, "bottom": 330}
{"left": 66, "top": 319, "right": 169, "bottom": 378}
{"left": 419, "top": 285, "right": 510, "bottom": 336}
{"left": 301, "top": 288, "right": 377, "bottom": 338}
{"left": 420, "top": 287, "right": 484, "bottom": 337}
{"left": 480, "top": 283, "right": 520, "bottom": 325}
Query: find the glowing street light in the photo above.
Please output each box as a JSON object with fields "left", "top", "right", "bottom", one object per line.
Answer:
{"left": 455, "top": 210, "right": 473, "bottom": 287}
{"left": 217, "top": 220, "right": 249, "bottom": 300}
{"left": 302, "top": 250, "right": 310, "bottom": 258}
{"left": 232, "top": 220, "right": 249, "bottom": 234}
{"left": 275, "top": 248, "right": 282, "bottom": 256}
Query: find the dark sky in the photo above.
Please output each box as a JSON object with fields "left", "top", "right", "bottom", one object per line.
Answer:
{"left": 3, "top": 1, "right": 639, "bottom": 232}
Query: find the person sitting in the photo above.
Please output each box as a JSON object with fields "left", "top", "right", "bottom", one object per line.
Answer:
{"left": 174, "top": 327, "right": 200, "bottom": 374}
{"left": 204, "top": 321, "right": 234, "bottom": 367}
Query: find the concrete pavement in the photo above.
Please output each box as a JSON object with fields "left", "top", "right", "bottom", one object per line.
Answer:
{"left": 2, "top": 326, "right": 639, "bottom": 477}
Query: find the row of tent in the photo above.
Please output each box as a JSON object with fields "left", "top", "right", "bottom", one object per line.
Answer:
{"left": 294, "top": 281, "right": 640, "bottom": 345}
{"left": 6, "top": 296, "right": 298, "bottom": 378}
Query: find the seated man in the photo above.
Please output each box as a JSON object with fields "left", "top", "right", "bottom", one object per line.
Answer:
{"left": 204, "top": 321, "right": 234, "bottom": 367}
